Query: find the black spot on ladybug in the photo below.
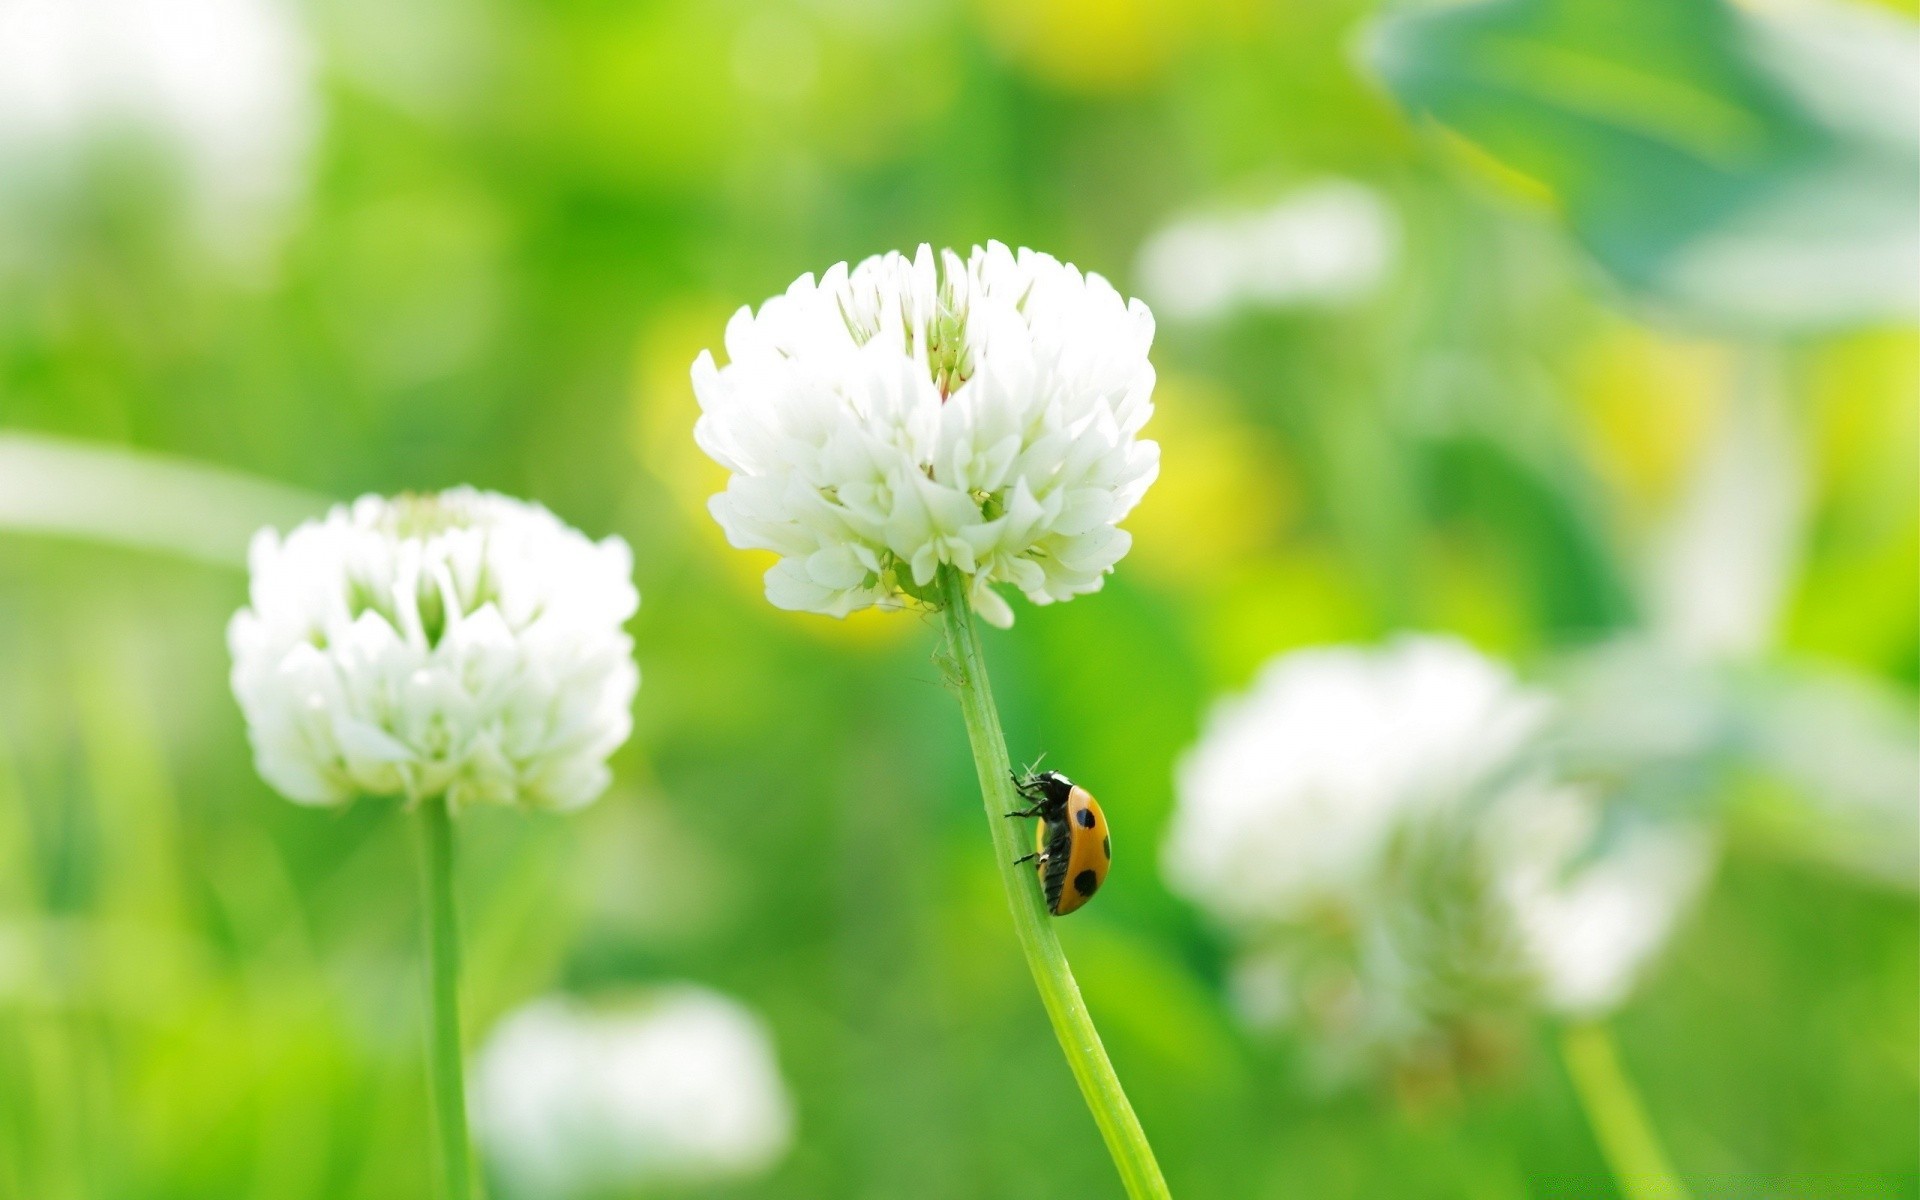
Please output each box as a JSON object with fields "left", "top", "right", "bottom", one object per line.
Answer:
{"left": 1075, "top": 807, "right": 1096, "bottom": 829}
{"left": 1102, "top": 835, "right": 1111, "bottom": 859}
{"left": 1073, "top": 870, "right": 1099, "bottom": 897}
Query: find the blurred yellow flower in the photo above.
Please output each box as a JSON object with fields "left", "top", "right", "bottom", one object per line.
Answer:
{"left": 1571, "top": 322, "right": 1730, "bottom": 527}
{"left": 1125, "top": 373, "right": 1293, "bottom": 586}
{"left": 973, "top": 0, "right": 1231, "bottom": 92}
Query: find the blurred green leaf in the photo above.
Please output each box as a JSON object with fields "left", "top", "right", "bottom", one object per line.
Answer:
{"left": 1368, "top": 0, "right": 1920, "bottom": 331}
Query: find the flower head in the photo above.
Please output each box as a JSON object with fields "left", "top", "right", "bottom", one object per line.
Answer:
{"left": 691, "top": 242, "right": 1159, "bottom": 627}
{"left": 473, "top": 987, "right": 794, "bottom": 1197}
{"left": 228, "top": 488, "right": 638, "bottom": 811}
{"left": 1164, "top": 636, "right": 1550, "bottom": 926}
{"left": 1163, "top": 636, "right": 1713, "bottom": 1086}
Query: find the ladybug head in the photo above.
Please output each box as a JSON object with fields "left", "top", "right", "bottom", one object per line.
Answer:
{"left": 1025, "top": 770, "right": 1076, "bottom": 806}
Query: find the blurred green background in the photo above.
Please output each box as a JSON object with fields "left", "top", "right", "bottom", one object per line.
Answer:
{"left": 0, "top": 0, "right": 1915, "bottom": 1196}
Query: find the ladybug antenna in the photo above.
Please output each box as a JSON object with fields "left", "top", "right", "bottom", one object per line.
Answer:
{"left": 1021, "top": 751, "right": 1049, "bottom": 777}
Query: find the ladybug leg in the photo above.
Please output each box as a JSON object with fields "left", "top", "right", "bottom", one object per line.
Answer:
{"left": 1013, "top": 850, "right": 1044, "bottom": 866}
{"left": 1006, "top": 773, "right": 1045, "bottom": 818}
{"left": 1012, "top": 768, "right": 1053, "bottom": 794}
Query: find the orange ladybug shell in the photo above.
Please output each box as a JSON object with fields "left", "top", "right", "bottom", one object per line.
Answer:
{"left": 1035, "top": 784, "right": 1111, "bottom": 916}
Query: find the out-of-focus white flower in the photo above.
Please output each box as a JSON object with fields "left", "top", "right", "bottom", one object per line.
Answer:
{"left": 1136, "top": 181, "right": 1398, "bottom": 322}
{"left": 1497, "top": 790, "right": 1715, "bottom": 1016}
{"left": 1163, "top": 636, "right": 1550, "bottom": 925}
{"left": 228, "top": 489, "right": 638, "bottom": 812}
{"left": 1166, "top": 636, "right": 1721, "bottom": 1089}
{"left": 691, "top": 242, "right": 1159, "bottom": 627}
{"left": 473, "top": 987, "right": 795, "bottom": 1197}
{"left": 0, "top": 0, "right": 315, "bottom": 262}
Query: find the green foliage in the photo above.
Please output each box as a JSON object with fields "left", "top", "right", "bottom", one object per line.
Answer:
{"left": 0, "top": 0, "right": 1914, "bottom": 1196}
{"left": 1369, "top": 0, "right": 1920, "bottom": 330}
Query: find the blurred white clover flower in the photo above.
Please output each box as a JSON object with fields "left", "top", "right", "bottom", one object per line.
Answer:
{"left": 1496, "top": 789, "right": 1715, "bottom": 1017}
{"left": 691, "top": 242, "right": 1159, "bottom": 627}
{"left": 227, "top": 489, "right": 638, "bottom": 812}
{"left": 1135, "top": 180, "right": 1398, "bottom": 323}
{"left": 0, "top": 0, "right": 317, "bottom": 263}
{"left": 1163, "top": 636, "right": 1551, "bottom": 926}
{"left": 473, "top": 987, "right": 795, "bottom": 1197}
{"left": 1164, "top": 636, "right": 1715, "bottom": 1081}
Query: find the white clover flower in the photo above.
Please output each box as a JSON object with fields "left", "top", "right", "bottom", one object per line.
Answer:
{"left": 691, "top": 242, "right": 1159, "bottom": 627}
{"left": 473, "top": 987, "right": 795, "bottom": 1197}
{"left": 227, "top": 488, "right": 638, "bottom": 811}
{"left": 1163, "top": 636, "right": 1551, "bottom": 926}
{"left": 1496, "top": 789, "right": 1715, "bottom": 1016}
{"left": 1165, "top": 637, "right": 1718, "bottom": 1083}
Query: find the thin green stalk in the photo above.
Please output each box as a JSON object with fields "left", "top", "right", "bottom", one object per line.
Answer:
{"left": 1559, "top": 1022, "right": 1689, "bottom": 1200}
{"left": 414, "top": 795, "right": 477, "bottom": 1200}
{"left": 937, "top": 567, "right": 1170, "bottom": 1200}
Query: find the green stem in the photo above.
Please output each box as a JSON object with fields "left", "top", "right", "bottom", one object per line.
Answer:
{"left": 937, "top": 567, "right": 1171, "bottom": 1200}
{"left": 414, "top": 795, "right": 477, "bottom": 1200}
{"left": 1559, "top": 1022, "right": 1689, "bottom": 1200}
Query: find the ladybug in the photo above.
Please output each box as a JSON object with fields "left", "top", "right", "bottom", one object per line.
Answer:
{"left": 1009, "top": 769, "right": 1111, "bottom": 916}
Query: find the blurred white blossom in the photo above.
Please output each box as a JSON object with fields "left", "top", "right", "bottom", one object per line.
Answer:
{"left": 228, "top": 489, "right": 638, "bottom": 811}
{"left": 1497, "top": 788, "right": 1715, "bottom": 1016}
{"left": 692, "top": 242, "right": 1159, "bottom": 627}
{"left": 1163, "top": 636, "right": 1549, "bottom": 924}
{"left": 1136, "top": 181, "right": 1398, "bottom": 322}
{"left": 1165, "top": 636, "right": 1715, "bottom": 1083}
{"left": 0, "top": 0, "right": 317, "bottom": 262}
{"left": 473, "top": 987, "right": 795, "bottom": 1197}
